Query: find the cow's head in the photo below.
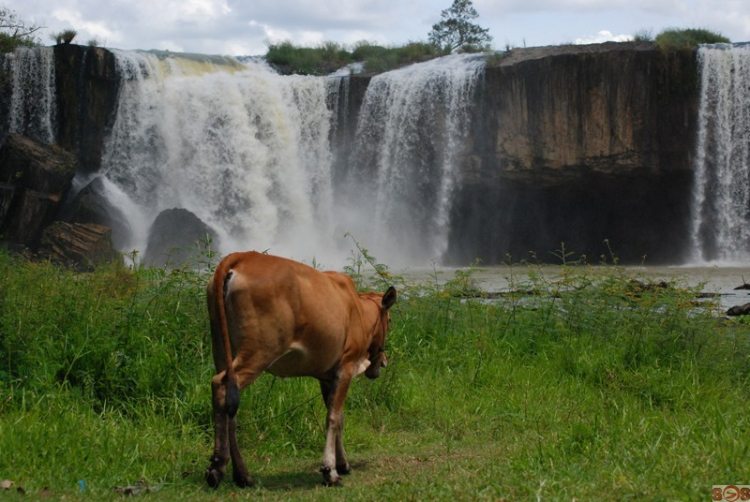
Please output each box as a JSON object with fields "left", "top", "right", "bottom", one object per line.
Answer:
{"left": 365, "top": 286, "right": 397, "bottom": 379}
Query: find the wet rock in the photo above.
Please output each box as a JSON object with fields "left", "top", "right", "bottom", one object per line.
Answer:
{"left": 727, "top": 303, "right": 750, "bottom": 317}
{"left": 60, "top": 177, "right": 132, "bottom": 250}
{"left": 0, "top": 133, "right": 76, "bottom": 248}
{"left": 143, "top": 208, "right": 219, "bottom": 267}
{"left": 40, "top": 221, "right": 119, "bottom": 271}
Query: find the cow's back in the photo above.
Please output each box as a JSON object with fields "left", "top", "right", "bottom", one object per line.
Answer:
{"left": 208, "top": 251, "right": 362, "bottom": 378}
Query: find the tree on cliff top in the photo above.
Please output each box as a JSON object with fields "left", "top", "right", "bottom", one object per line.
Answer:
{"left": 429, "top": 0, "right": 493, "bottom": 52}
{"left": 0, "top": 7, "right": 41, "bottom": 53}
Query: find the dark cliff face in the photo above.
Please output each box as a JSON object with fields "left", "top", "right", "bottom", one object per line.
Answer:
{"left": 444, "top": 42, "right": 699, "bottom": 264}
{"left": 54, "top": 44, "right": 120, "bottom": 175}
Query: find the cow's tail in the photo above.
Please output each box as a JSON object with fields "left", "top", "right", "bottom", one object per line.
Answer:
{"left": 214, "top": 255, "right": 240, "bottom": 418}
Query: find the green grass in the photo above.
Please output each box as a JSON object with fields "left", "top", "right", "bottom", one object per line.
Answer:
{"left": 1, "top": 248, "right": 749, "bottom": 500}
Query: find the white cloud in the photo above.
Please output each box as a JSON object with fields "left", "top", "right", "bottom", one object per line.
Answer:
{"left": 159, "top": 0, "right": 231, "bottom": 23}
{"left": 50, "top": 8, "right": 121, "bottom": 44}
{"left": 3, "top": 0, "right": 749, "bottom": 55}
{"left": 575, "top": 30, "right": 634, "bottom": 44}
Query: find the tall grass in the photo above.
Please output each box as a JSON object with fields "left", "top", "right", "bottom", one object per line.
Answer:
{"left": 1, "top": 247, "right": 749, "bottom": 500}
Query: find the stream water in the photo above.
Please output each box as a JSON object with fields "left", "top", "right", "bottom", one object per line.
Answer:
{"left": 398, "top": 264, "right": 750, "bottom": 312}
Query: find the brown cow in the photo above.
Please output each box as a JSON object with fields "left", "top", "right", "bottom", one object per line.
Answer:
{"left": 205, "top": 251, "right": 397, "bottom": 488}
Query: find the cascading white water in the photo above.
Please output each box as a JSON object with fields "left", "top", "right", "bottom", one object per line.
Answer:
{"left": 691, "top": 43, "right": 750, "bottom": 264}
{"left": 100, "top": 50, "right": 485, "bottom": 266}
{"left": 341, "top": 54, "right": 485, "bottom": 264}
{"left": 101, "top": 50, "right": 338, "bottom": 261}
{"left": 3, "top": 46, "right": 57, "bottom": 144}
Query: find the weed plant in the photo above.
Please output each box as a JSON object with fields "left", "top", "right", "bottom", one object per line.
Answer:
{"left": 1, "top": 246, "right": 749, "bottom": 500}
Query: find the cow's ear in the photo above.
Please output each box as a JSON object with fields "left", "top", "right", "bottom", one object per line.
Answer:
{"left": 382, "top": 286, "right": 397, "bottom": 311}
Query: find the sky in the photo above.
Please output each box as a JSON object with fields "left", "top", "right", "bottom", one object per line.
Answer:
{"left": 5, "top": 0, "right": 750, "bottom": 57}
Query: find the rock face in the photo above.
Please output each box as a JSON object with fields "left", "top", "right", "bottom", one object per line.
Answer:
{"left": 54, "top": 44, "right": 120, "bottom": 175}
{"left": 444, "top": 43, "right": 698, "bottom": 264}
{"left": 467, "top": 43, "right": 696, "bottom": 185}
{"left": 143, "top": 208, "right": 219, "bottom": 267}
{"left": 0, "top": 133, "right": 76, "bottom": 248}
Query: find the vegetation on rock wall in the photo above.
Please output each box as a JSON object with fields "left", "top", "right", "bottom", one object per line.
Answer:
{"left": 0, "top": 7, "right": 41, "bottom": 53}
{"left": 655, "top": 27, "right": 731, "bottom": 51}
{"left": 265, "top": 40, "right": 450, "bottom": 75}
{"left": 50, "top": 29, "right": 78, "bottom": 45}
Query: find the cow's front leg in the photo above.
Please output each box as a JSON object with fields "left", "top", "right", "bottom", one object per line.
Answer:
{"left": 320, "top": 379, "right": 350, "bottom": 476}
{"left": 320, "top": 372, "right": 353, "bottom": 486}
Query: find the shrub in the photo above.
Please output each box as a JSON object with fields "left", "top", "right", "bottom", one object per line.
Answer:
{"left": 351, "top": 40, "right": 389, "bottom": 61}
{"left": 655, "top": 27, "right": 730, "bottom": 51}
{"left": 0, "top": 7, "right": 41, "bottom": 53}
{"left": 266, "top": 40, "right": 352, "bottom": 75}
{"left": 51, "top": 29, "right": 78, "bottom": 45}
{"left": 0, "top": 32, "right": 36, "bottom": 53}
{"left": 358, "top": 41, "right": 449, "bottom": 74}
{"left": 264, "top": 40, "right": 450, "bottom": 76}
{"left": 632, "top": 29, "right": 653, "bottom": 42}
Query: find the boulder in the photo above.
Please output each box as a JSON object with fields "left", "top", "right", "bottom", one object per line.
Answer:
{"left": 727, "top": 303, "right": 750, "bottom": 317}
{"left": 40, "top": 221, "right": 120, "bottom": 271}
{"left": 0, "top": 133, "right": 76, "bottom": 248}
{"left": 60, "top": 177, "right": 133, "bottom": 250}
{"left": 1, "top": 187, "right": 61, "bottom": 246}
{"left": 143, "top": 208, "right": 219, "bottom": 267}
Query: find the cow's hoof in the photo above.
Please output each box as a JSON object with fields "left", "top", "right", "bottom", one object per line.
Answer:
{"left": 205, "top": 468, "right": 223, "bottom": 489}
{"left": 233, "top": 472, "right": 254, "bottom": 488}
{"left": 320, "top": 466, "right": 343, "bottom": 487}
{"left": 323, "top": 477, "right": 343, "bottom": 487}
{"left": 337, "top": 462, "right": 351, "bottom": 475}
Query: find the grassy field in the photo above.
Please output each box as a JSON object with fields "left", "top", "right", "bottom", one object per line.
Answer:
{"left": 1, "top": 248, "right": 749, "bottom": 500}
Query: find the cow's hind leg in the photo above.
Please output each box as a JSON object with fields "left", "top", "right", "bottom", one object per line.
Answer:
{"left": 206, "top": 374, "right": 230, "bottom": 488}
{"left": 225, "top": 361, "right": 271, "bottom": 488}
{"left": 227, "top": 412, "right": 252, "bottom": 487}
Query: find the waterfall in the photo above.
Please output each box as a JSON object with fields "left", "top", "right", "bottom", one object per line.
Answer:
{"left": 98, "top": 50, "right": 485, "bottom": 266}
{"left": 341, "top": 54, "right": 485, "bottom": 264}
{"left": 100, "top": 50, "right": 336, "bottom": 261}
{"left": 691, "top": 43, "right": 750, "bottom": 264}
{"left": 3, "top": 46, "right": 57, "bottom": 144}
